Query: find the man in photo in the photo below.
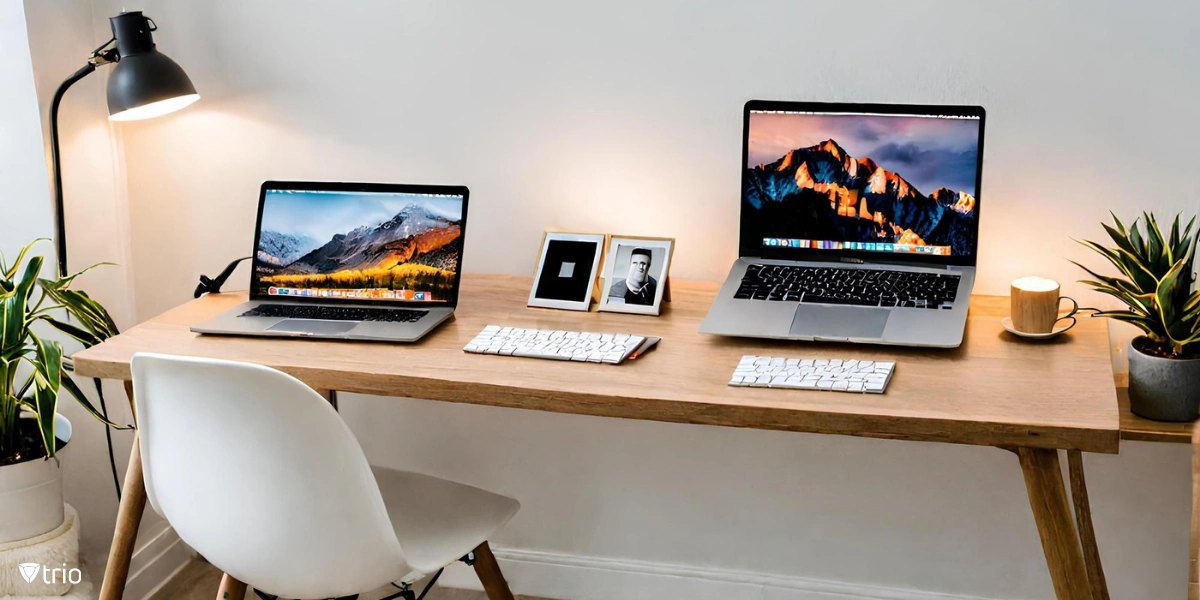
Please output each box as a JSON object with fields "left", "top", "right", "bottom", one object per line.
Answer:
{"left": 608, "top": 247, "right": 657, "bottom": 305}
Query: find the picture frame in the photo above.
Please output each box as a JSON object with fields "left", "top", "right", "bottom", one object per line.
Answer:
{"left": 597, "top": 236, "right": 674, "bottom": 316}
{"left": 528, "top": 231, "right": 607, "bottom": 311}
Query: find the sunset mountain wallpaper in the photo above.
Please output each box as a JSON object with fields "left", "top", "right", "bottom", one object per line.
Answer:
{"left": 253, "top": 190, "right": 463, "bottom": 301}
{"left": 744, "top": 112, "right": 981, "bottom": 256}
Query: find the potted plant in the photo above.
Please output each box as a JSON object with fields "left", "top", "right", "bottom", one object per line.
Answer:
{"left": 0, "top": 239, "right": 124, "bottom": 546}
{"left": 1075, "top": 212, "right": 1200, "bottom": 421}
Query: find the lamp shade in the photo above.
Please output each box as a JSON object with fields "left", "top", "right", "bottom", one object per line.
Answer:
{"left": 106, "top": 12, "right": 198, "bottom": 121}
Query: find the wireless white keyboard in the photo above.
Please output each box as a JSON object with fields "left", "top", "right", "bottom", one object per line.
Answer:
{"left": 464, "top": 325, "right": 647, "bottom": 364}
{"left": 729, "top": 355, "right": 895, "bottom": 393}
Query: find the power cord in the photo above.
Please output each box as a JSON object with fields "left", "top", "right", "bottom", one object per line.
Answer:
{"left": 94, "top": 378, "right": 122, "bottom": 501}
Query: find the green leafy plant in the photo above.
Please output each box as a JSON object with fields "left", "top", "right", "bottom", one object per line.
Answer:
{"left": 1074, "top": 212, "right": 1200, "bottom": 357}
{"left": 1, "top": 239, "right": 126, "bottom": 464}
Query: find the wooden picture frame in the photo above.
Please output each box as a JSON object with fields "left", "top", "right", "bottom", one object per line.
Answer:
{"left": 597, "top": 235, "right": 675, "bottom": 316}
{"left": 528, "top": 231, "right": 607, "bottom": 311}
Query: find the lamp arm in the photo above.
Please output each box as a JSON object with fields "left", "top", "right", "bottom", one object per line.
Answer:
{"left": 48, "top": 62, "right": 97, "bottom": 277}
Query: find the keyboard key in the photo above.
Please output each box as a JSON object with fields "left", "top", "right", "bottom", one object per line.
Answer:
{"left": 728, "top": 355, "right": 895, "bottom": 394}
{"left": 241, "top": 304, "right": 428, "bottom": 323}
{"left": 735, "top": 264, "right": 959, "bottom": 309}
{"left": 465, "top": 325, "right": 646, "bottom": 365}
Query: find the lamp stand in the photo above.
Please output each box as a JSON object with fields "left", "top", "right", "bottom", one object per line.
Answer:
{"left": 47, "top": 39, "right": 118, "bottom": 277}
{"left": 48, "top": 63, "right": 95, "bottom": 277}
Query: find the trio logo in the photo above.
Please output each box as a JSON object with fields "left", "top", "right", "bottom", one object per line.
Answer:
{"left": 18, "top": 563, "right": 39, "bottom": 583}
{"left": 16, "top": 562, "right": 81, "bottom": 585}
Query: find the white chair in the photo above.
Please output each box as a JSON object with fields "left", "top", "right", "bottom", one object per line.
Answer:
{"left": 130, "top": 352, "right": 520, "bottom": 600}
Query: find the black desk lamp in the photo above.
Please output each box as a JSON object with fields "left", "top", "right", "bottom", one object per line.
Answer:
{"left": 49, "top": 11, "right": 198, "bottom": 276}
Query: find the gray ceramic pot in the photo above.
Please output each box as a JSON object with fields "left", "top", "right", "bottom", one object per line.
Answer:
{"left": 1128, "top": 338, "right": 1200, "bottom": 422}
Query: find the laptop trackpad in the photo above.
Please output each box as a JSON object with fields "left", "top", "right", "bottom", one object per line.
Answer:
{"left": 268, "top": 319, "right": 358, "bottom": 335}
{"left": 789, "top": 305, "right": 889, "bottom": 340}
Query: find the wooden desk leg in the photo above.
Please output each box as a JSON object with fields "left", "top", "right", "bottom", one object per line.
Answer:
{"left": 99, "top": 433, "right": 148, "bottom": 599}
{"left": 316, "top": 388, "right": 337, "bottom": 410}
{"left": 1067, "top": 450, "right": 1110, "bottom": 600}
{"left": 1018, "top": 447, "right": 1092, "bottom": 600}
{"left": 1189, "top": 423, "right": 1200, "bottom": 600}
{"left": 472, "top": 541, "right": 516, "bottom": 600}
{"left": 99, "top": 382, "right": 148, "bottom": 600}
{"left": 217, "top": 573, "right": 248, "bottom": 600}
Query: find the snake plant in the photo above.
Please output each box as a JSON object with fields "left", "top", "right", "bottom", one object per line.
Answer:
{"left": 1, "top": 239, "right": 126, "bottom": 464}
{"left": 1073, "top": 212, "right": 1200, "bottom": 357}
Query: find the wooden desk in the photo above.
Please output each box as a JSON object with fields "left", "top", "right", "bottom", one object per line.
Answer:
{"left": 75, "top": 274, "right": 1120, "bottom": 600}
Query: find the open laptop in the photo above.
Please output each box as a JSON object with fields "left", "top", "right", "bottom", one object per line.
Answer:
{"left": 700, "top": 101, "right": 985, "bottom": 348}
{"left": 192, "top": 181, "right": 469, "bottom": 342}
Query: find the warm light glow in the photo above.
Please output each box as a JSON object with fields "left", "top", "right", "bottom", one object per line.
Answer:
{"left": 109, "top": 94, "right": 200, "bottom": 122}
{"left": 1012, "top": 276, "right": 1059, "bottom": 292}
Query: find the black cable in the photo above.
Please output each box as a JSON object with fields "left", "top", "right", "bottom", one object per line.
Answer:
{"left": 51, "top": 56, "right": 125, "bottom": 502}
{"left": 93, "top": 378, "right": 122, "bottom": 501}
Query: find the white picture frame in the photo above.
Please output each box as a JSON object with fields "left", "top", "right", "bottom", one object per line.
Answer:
{"left": 597, "top": 236, "right": 674, "bottom": 316}
{"left": 528, "top": 231, "right": 607, "bottom": 311}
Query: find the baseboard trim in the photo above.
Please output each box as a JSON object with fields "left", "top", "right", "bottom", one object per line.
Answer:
{"left": 438, "top": 546, "right": 998, "bottom": 600}
{"left": 124, "top": 526, "right": 193, "bottom": 600}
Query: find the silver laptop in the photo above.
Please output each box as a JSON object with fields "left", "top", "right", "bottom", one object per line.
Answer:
{"left": 192, "top": 181, "right": 469, "bottom": 342}
{"left": 700, "top": 101, "right": 986, "bottom": 348}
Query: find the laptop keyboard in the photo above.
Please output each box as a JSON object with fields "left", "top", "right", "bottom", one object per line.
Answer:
{"left": 735, "top": 264, "right": 960, "bottom": 309}
{"left": 240, "top": 304, "right": 428, "bottom": 323}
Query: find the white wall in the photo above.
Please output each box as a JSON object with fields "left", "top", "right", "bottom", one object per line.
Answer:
{"left": 15, "top": 0, "right": 1199, "bottom": 598}
{"left": 92, "top": 0, "right": 1200, "bottom": 320}
{"left": 0, "top": 2, "right": 51, "bottom": 242}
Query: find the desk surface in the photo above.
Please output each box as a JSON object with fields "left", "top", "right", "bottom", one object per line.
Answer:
{"left": 73, "top": 274, "right": 1120, "bottom": 453}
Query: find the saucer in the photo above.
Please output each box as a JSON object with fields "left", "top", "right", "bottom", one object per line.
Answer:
{"left": 1001, "top": 316, "right": 1073, "bottom": 339}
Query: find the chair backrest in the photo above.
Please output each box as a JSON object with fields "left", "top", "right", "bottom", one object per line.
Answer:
{"left": 131, "top": 353, "right": 408, "bottom": 598}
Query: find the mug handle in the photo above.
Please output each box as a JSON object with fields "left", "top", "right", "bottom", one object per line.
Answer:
{"left": 1054, "top": 296, "right": 1079, "bottom": 332}
{"left": 1058, "top": 296, "right": 1079, "bottom": 318}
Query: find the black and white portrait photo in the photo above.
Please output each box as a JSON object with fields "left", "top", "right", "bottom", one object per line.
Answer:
{"left": 598, "top": 237, "right": 673, "bottom": 315}
{"left": 608, "top": 248, "right": 657, "bottom": 305}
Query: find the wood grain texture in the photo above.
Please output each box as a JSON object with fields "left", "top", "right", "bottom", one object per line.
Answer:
{"left": 472, "top": 541, "right": 516, "bottom": 600}
{"left": 1191, "top": 422, "right": 1200, "bottom": 599}
{"left": 98, "top": 385, "right": 147, "bottom": 600}
{"left": 1019, "top": 447, "right": 1092, "bottom": 600}
{"left": 1011, "top": 280, "right": 1066, "bottom": 334}
{"left": 72, "top": 274, "right": 1120, "bottom": 452}
{"left": 217, "top": 573, "right": 248, "bottom": 600}
{"left": 1067, "top": 450, "right": 1109, "bottom": 600}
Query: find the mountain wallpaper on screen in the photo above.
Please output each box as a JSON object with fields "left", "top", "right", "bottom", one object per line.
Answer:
{"left": 745, "top": 139, "right": 977, "bottom": 255}
{"left": 257, "top": 230, "right": 319, "bottom": 266}
{"left": 253, "top": 203, "right": 461, "bottom": 299}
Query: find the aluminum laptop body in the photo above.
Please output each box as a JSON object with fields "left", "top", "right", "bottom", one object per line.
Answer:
{"left": 192, "top": 181, "right": 469, "bottom": 343}
{"left": 700, "top": 101, "right": 986, "bottom": 348}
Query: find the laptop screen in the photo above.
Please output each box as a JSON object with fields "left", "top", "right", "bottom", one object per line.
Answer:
{"left": 251, "top": 183, "right": 466, "bottom": 304}
{"left": 740, "top": 102, "right": 984, "bottom": 266}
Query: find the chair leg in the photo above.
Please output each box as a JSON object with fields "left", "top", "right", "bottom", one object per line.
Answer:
{"left": 217, "top": 573, "right": 247, "bottom": 600}
{"left": 471, "top": 541, "right": 515, "bottom": 600}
